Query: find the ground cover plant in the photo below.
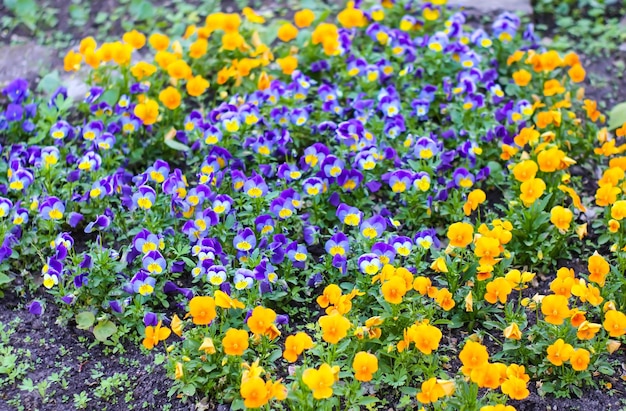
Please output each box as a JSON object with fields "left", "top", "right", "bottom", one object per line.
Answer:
{"left": 1, "top": 0, "right": 626, "bottom": 410}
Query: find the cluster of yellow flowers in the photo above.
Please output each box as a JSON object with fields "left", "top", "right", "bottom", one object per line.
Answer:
{"left": 510, "top": 50, "right": 586, "bottom": 88}
{"left": 239, "top": 361, "right": 287, "bottom": 408}
{"left": 444, "top": 219, "right": 513, "bottom": 281}
{"left": 377, "top": 264, "right": 456, "bottom": 311}
{"left": 62, "top": 8, "right": 321, "bottom": 126}
{"left": 501, "top": 255, "right": 626, "bottom": 355}
{"left": 460, "top": 340, "right": 531, "bottom": 400}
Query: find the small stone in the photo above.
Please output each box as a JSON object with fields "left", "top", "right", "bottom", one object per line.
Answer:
{"left": 62, "top": 73, "right": 90, "bottom": 101}
{"left": 0, "top": 40, "right": 56, "bottom": 85}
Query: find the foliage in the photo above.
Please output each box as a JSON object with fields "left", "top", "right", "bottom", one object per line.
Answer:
{"left": 1, "top": 0, "right": 626, "bottom": 410}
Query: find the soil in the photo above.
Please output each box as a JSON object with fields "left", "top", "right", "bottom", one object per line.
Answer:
{"left": 581, "top": 50, "right": 626, "bottom": 111}
{"left": 0, "top": 289, "right": 193, "bottom": 411}
{"left": 515, "top": 385, "right": 626, "bottom": 411}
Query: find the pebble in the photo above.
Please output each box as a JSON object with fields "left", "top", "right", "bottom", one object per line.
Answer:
{"left": 62, "top": 73, "right": 90, "bottom": 101}
{"left": 0, "top": 39, "right": 55, "bottom": 86}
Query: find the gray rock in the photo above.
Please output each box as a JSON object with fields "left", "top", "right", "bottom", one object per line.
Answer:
{"left": 448, "top": 0, "right": 532, "bottom": 14}
{"left": 62, "top": 73, "right": 90, "bottom": 101}
{"left": 0, "top": 40, "right": 56, "bottom": 86}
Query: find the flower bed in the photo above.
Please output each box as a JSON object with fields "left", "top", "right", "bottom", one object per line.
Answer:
{"left": 1, "top": 0, "right": 625, "bottom": 409}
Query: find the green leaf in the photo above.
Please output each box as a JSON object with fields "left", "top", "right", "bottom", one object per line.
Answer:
{"left": 182, "top": 384, "right": 196, "bottom": 396}
{"left": 597, "top": 365, "right": 615, "bottom": 375}
{"left": 482, "top": 320, "right": 502, "bottom": 330}
{"left": 16, "top": 0, "right": 36, "bottom": 17}
{"left": 224, "top": 213, "right": 236, "bottom": 229}
{"left": 504, "top": 84, "right": 518, "bottom": 96}
{"left": 68, "top": 4, "right": 89, "bottom": 24}
{"left": 129, "top": 0, "right": 155, "bottom": 21}
{"left": 153, "top": 353, "right": 166, "bottom": 365}
{"left": 608, "top": 101, "right": 626, "bottom": 130}
{"left": 502, "top": 341, "right": 520, "bottom": 351}
{"left": 5, "top": 0, "right": 35, "bottom": 16}
{"left": 258, "top": 24, "right": 278, "bottom": 45}
{"left": 181, "top": 257, "right": 195, "bottom": 267}
{"left": 100, "top": 89, "right": 120, "bottom": 107}
{"left": 448, "top": 314, "right": 465, "bottom": 329}
{"left": 486, "top": 161, "right": 503, "bottom": 176}
{"left": 164, "top": 139, "right": 191, "bottom": 152}
{"left": 432, "top": 318, "right": 451, "bottom": 326}
{"left": 93, "top": 320, "right": 117, "bottom": 342}
{"left": 75, "top": 312, "right": 95, "bottom": 330}
{"left": 18, "top": 377, "right": 35, "bottom": 392}
{"left": 540, "top": 382, "right": 555, "bottom": 394}
{"left": 357, "top": 396, "right": 378, "bottom": 405}
{"left": 399, "top": 386, "right": 418, "bottom": 396}
{"left": 3, "top": 0, "right": 18, "bottom": 10}
{"left": 0, "top": 272, "right": 11, "bottom": 286}
{"left": 267, "top": 348, "right": 282, "bottom": 363}
{"left": 230, "top": 399, "right": 245, "bottom": 410}
{"left": 340, "top": 281, "right": 355, "bottom": 290}
{"left": 37, "top": 71, "right": 62, "bottom": 94}
{"left": 94, "top": 11, "right": 108, "bottom": 24}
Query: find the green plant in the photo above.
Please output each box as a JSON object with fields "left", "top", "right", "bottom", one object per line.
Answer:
{"left": 73, "top": 391, "right": 91, "bottom": 409}
{"left": 0, "top": 347, "right": 31, "bottom": 384}
{"left": 0, "top": 321, "right": 34, "bottom": 386}
{"left": 1, "top": 0, "right": 59, "bottom": 33}
{"left": 94, "top": 372, "right": 130, "bottom": 401}
{"left": 533, "top": 0, "right": 626, "bottom": 56}
{"left": 18, "top": 377, "right": 36, "bottom": 393}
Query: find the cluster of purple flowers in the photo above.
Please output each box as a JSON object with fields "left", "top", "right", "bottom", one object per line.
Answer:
{"left": 0, "top": 4, "right": 538, "bottom": 327}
